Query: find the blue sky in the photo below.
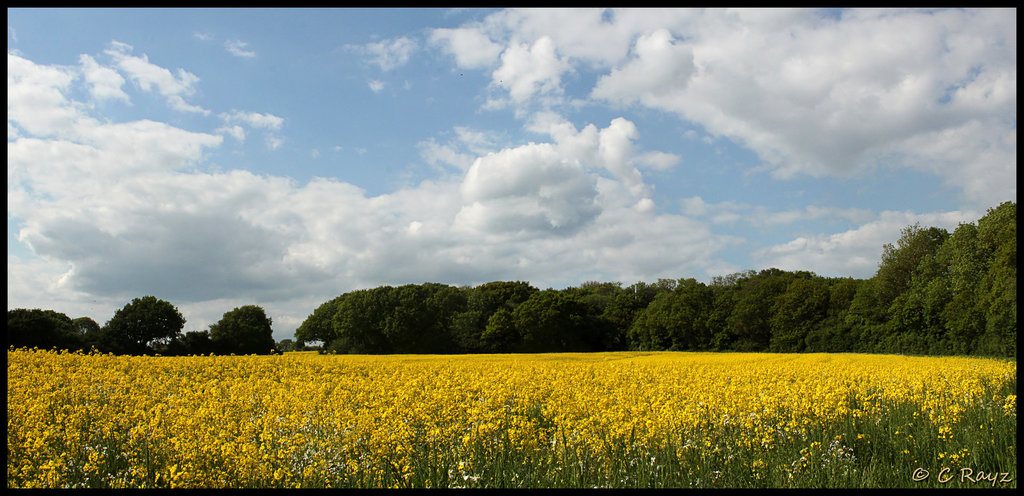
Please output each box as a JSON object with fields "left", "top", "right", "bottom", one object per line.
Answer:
{"left": 8, "top": 8, "right": 1016, "bottom": 340}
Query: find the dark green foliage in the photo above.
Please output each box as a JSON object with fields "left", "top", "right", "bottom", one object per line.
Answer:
{"left": 973, "top": 201, "right": 1016, "bottom": 357}
{"left": 512, "top": 289, "right": 599, "bottom": 352}
{"left": 276, "top": 339, "right": 297, "bottom": 352}
{"left": 160, "top": 330, "right": 215, "bottom": 356}
{"left": 102, "top": 296, "right": 185, "bottom": 355}
{"left": 770, "top": 276, "right": 830, "bottom": 353}
{"left": 295, "top": 295, "right": 345, "bottom": 347}
{"left": 7, "top": 309, "right": 82, "bottom": 351}
{"left": 209, "top": 305, "right": 276, "bottom": 355}
{"left": 725, "top": 269, "right": 795, "bottom": 351}
{"left": 629, "top": 278, "right": 712, "bottom": 351}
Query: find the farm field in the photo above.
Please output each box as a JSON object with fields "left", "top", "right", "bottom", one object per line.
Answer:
{"left": 6, "top": 348, "right": 1016, "bottom": 488}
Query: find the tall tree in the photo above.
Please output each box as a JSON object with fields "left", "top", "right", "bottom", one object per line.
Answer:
{"left": 875, "top": 224, "right": 950, "bottom": 312}
{"left": 295, "top": 295, "right": 345, "bottom": 347}
{"left": 937, "top": 222, "right": 986, "bottom": 354}
{"left": 331, "top": 287, "right": 392, "bottom": 354}
{"left": 974, "top": 201, "right": 1016, "bottom": 357}
{"left": 103, "top": 296, "right": 185, "bottom": 354}
{"left": 209, "top": 305, "right": 276, "bottom": 355}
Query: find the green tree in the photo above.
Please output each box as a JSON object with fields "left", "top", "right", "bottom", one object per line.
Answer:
{"left": 450, "top": 281, "right": 537, "bottom": 353}
{"left": 804, "top": 278, "right": 861, "bottom": 352}
{"left": 71, "top": 316, "right": 101, "bottom": 337}
{"left": 630, "top": 278, "right": 712, "bottom": 351}
{"left": 973, "top": 201, "right": 1016, "bottom": 357}
{"left": 103, "top": 296, "right": 185, "bottom": 354}
{"left": 875, "top": 224, "right": 950, "bottom": 312}
{"left": 769, "top": 276, "right": 830, "bottom": 353}
{"left": 160, "top": 330, "right": 215, "bottom": 356}
{"left": 276, "top": 338, "right": 297, "bottom": 353}
{"left": 604, "top": 281, "right": 662, "bottom": 350}
{"left": 331, "top": 287, "right": 392, "bottom": 354}
{"left": 706, "top": 271, "right": 754, "bottom": 350}
{"left": 481, "top": 307, "right": 518, "bottom": 352}
{"left": 877, "top": 225, "right": 950, "bottom": 354}
{"left": 7, "top": 309, "right": 81, "bottom": 350}
{"left": 724, "top": 269, "right": 794, "bottom": 351}
{"left": 937, "top": 222, "right": 985, "bottom": 354}
{"left": 840, "top": 278, "right": 888, "bottom": 353}
{"left": 209, "top": 305, "right": 276, "bottom": 355}
{"left": 295, "top": 295, "right": 345, "bottom": 348}
{"left": 512, "top": 289, "right": 594, "bottom": 352}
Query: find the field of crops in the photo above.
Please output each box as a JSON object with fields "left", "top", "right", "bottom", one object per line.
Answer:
{"left": 6, "top": 348, "right": 1016, "bottom": 488}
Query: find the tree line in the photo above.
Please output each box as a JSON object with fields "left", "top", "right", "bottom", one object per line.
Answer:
{"left": 296, "top": 201, "right": 1015, "bottom": 358}
{"left": 8, "top": 298, "right": 280, "bottom": 356}
{"left": 8, "top": 201, "right": 1014, "bottom": 358}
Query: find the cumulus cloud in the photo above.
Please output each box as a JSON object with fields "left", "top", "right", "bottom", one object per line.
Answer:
{"left": 442, "top": 8, "right": 1016, "bottom": 206}
{"left": 429, "top": 27, "right": 503, "bottom": 69}
{"left": 417, "top": 126, "right": 501, "bottom": 173}
{"left": 78, "top": 54, "right": 130, "bottom": 103}
{"left": 104, "top": 41, "right": 210, "bottom": 114}
{"left": 8, "top": 53, "right": 80, "bottom": 138}
{"left": 591, "top": 28, "right": 695, "bottom": 104}
{"left": 216, "top": 125, "right": 246, "bottom": 142}
{"left": 491, "top": 36, "right": 573, "bottom": 106}
{"left": 456, "top": 142, "right": 600, "bottom": 237}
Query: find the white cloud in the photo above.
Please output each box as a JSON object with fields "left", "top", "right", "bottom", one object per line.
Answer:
{"left": 221, "top": 110, "right": 284, "bottom": 130}
{"left": 8, "top": 53, "right": 81, "bottom": 138}
{"left": 681, "top": 196, "right": 877, "bottom": 228}
{"left": 636, "top": 151, "right": 680, "bottom": 171}
{"left": 492, "top": 36, "right": 573, "bottom": 106}
{"left": 451, "top": 8, "right": 1015, "bottom": 206}
{"left": 456, "top": 142, "right": 600, "bottom": 237}
{"left": 219, "top": 110, "right": 284, "bottom": 150}
{"left": 591, "top": 28, "right": 695, "bottom": 105}
{"left": 417, "top": 138, "right": 475, "bottom": 171}
{"left": 104, "top": 41, "right": 210, "bottom": 115}
{"left": 753, "top": 209, "right": 980, "bottom": 278}
{"left": 429, "top": 27, "right": 503, "bottom": 69}
{"left": 78, "top": 54, "right": 130, "bottom": 103}
{"left": 224, "top": 39, "right": 256, "bottom": 58}
{"left": 368, "top": 79, "right": 385, "bottom": 93}
{"left": 216, "top": 125, "right": 246, "bottom": 142}
{"left": 357, "top": 36, "right": 417, "bottom": 71}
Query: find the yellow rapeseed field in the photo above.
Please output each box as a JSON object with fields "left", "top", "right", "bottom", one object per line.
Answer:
{"left": 6, "top": 349, "right": 1016, "bottom": 488}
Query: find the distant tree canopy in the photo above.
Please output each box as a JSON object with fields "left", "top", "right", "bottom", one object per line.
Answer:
{"left": 210, "top": 305, "right": 277, "bottom": 355}
{"left": 297, "top": 201, "right": 1015, "bottom": 358}
{"left": 9, "top": 297, "right": 280, "bottom": 357}
{"left": 9, "top": 202, "right": 1016, "bottom": 358}
{"left": 7, "top": 309, "right": 82, "bottom": 351}
{"left": 101, "top": 296, "right": 186, "bottom": 355}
